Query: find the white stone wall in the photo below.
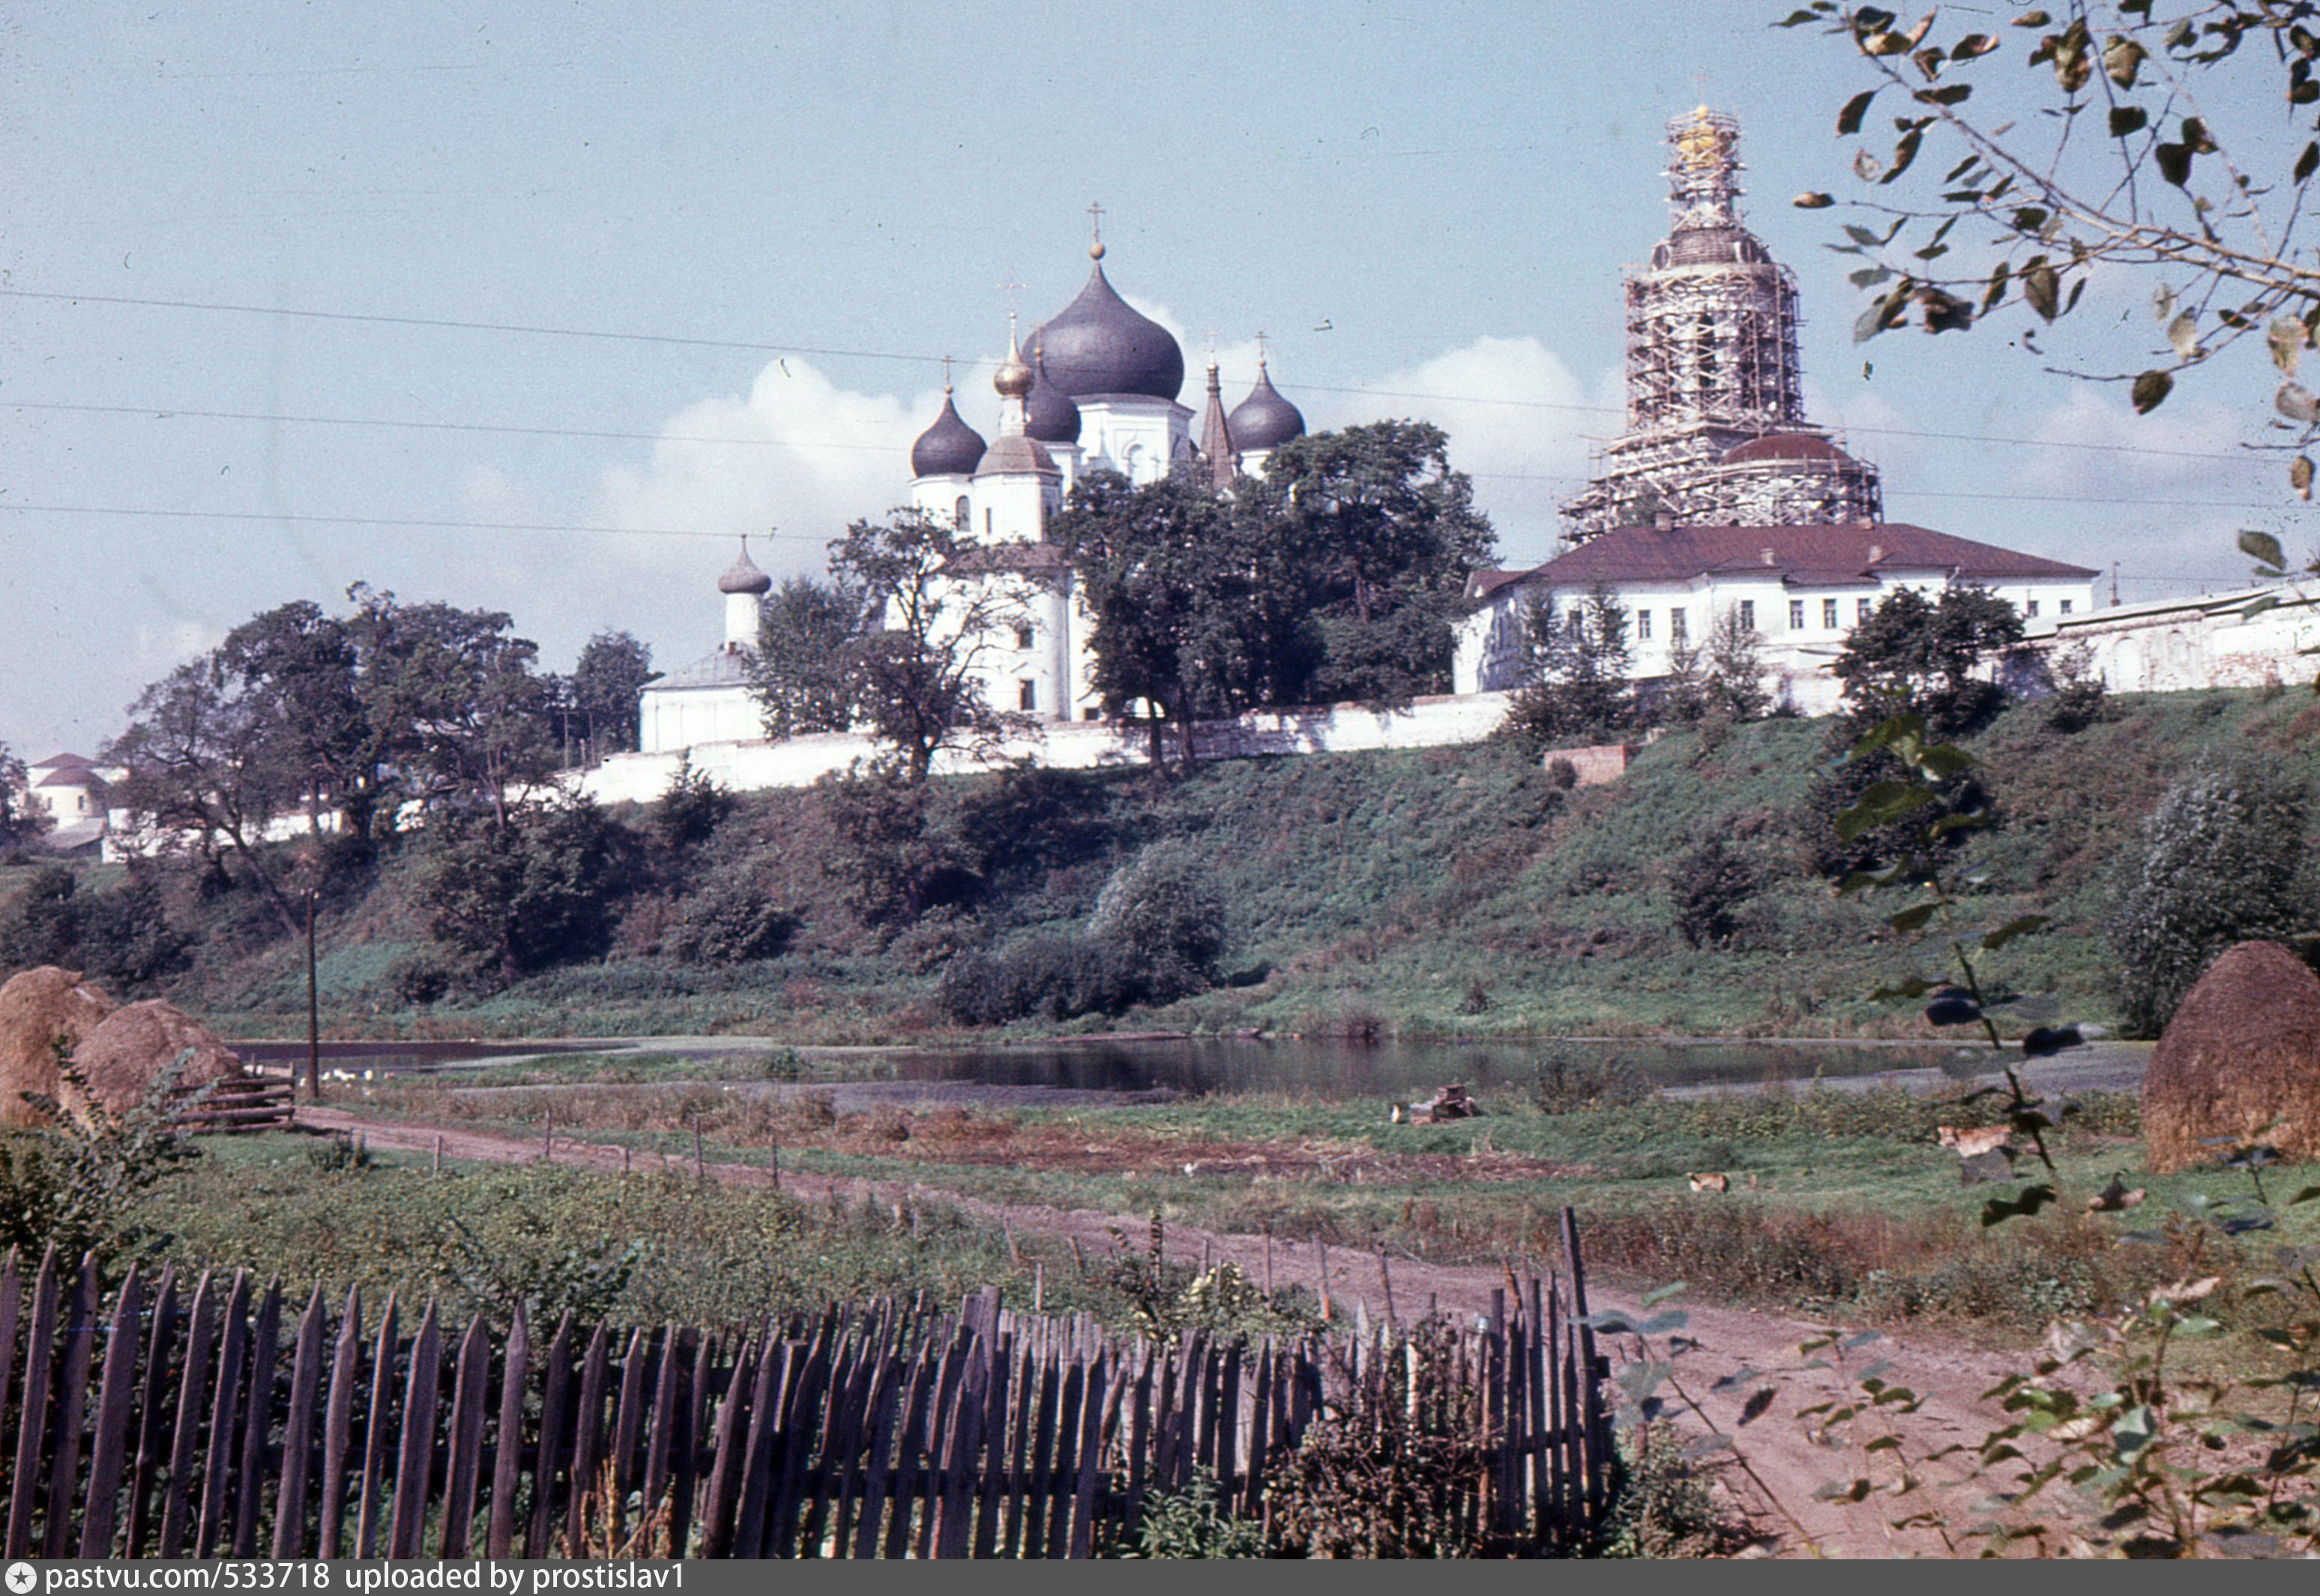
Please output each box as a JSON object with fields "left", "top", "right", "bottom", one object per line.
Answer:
{"left": 2038, "top": 585, "right": 2320, "bottom": 693}
{"left": 577, "top": 691, "right": 1516, "bottom": 806}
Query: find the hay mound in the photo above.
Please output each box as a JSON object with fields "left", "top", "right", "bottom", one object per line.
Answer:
{"left": 0, "top": 966, "right": 117, "bottom": 1129}
{"left": 2145, "top": 940, "right": 2320, "bottom": 1173}
{"left": 67, "top": 1002, "right": 245, "bottom": 1121}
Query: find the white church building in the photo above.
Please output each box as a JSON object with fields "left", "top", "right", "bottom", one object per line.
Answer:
{"left": 636, "top": 232, "right": 1307, "bottom": 757}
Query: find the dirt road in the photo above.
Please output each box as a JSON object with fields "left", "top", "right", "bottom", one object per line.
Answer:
{"left": 301, "top": 1106, "right": 2038, "bottom": 1558}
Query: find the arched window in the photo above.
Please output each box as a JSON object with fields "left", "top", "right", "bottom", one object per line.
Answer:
{"left": 1018, "top": 680, "right": 1037, "bottom": 713}
{"left": 954, "top": 495, "right": 969, "bottom": 529}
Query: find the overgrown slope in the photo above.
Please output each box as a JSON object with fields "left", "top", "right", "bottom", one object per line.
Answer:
{"left": 10, "top": 687, "right": 2314, "bottom": 1041}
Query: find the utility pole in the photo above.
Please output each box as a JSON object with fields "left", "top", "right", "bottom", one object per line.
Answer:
{"left": 305, "top": 887, "right": 322, "bottom": 1103}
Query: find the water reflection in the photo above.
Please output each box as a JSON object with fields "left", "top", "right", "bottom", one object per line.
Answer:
{"left": 870, "top": 1037, "right": 1957, "bottom": 1099}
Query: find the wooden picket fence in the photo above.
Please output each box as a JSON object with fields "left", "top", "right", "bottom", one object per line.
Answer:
{"left": 0, "top": 1217, "right": 1615, "bottom": 1559}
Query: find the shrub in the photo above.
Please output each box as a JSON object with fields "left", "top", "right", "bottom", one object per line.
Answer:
{"left": 2108, "top": 750, "right": 2308, "bottom": 1035}
{"left": 1667, "top": 838, "right": 1756, "bottom": 950}
{"left": 667, "top": 864, "right": 798, "bottom": 965}
{"left": 1088, "top": 840, "right": 1227, "bottom": 1003}
{"left": 412, "top": 797, "right": 639, "bottom": 986}
{"left": 1529, "top": 1043, "right": 1650, "bottom": 1112}
{"left": 0, "top": 1051, "right": 205, "bottom": 1264}
{"left": 935, "top": 933, "right": 1136, "bottom": 1026}
{"left": 1127, "top": 1469, "right": 1268, "bottom": 1559}
{"left": 1599, "top": 1423, "right": 1746, "bottom": 1558}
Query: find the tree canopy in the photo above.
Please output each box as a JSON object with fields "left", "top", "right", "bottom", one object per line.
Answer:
{"left": 567, "top": 630, "right": 656, "bottom": 756}
{"left": 1831, "top": 584, "right": 2027, "bottom": 735}
{"left": 750, "top": 575, "right": 869, "bottom": 739}
{"left": 1784, "top": 2, "right": 2320, "bottom": 493}
{"left": 1049, "top": 422, "right": 1495, "bottom": 765}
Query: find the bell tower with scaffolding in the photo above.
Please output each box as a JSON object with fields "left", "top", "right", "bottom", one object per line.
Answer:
{"left": 1561, "top": 107, "right": 1882, "bottom": 541}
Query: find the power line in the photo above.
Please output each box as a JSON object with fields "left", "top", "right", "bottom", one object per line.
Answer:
{"left": 3, "top": 286, "right": 2284, "bottom": 466}
{"left": 0, "top": 502, "right": 825, "bottom": 544}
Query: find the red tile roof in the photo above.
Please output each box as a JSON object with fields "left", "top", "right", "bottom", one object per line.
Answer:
{"left": 1501, "top": 523, "right": 2097, "bottom": 591}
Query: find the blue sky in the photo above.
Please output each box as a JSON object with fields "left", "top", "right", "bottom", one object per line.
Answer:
{"left": 2, "top": 1, "right": 2300, "bottom": 755}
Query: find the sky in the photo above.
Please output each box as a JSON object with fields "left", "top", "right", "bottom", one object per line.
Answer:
{"left": 3, "top": 1, "right": 2309, "bottom": 756}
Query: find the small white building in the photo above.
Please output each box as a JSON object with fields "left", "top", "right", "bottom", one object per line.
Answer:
{"left": 1456, "top": 520, "right": 2100, "bottom": 715}
{"left": 635, "top": 543, "right": 774, "bottom": 755}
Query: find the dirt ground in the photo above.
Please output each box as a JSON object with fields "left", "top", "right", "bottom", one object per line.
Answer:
{"left": 298, "top": 1103, "right": 2043, "bottom": 1559}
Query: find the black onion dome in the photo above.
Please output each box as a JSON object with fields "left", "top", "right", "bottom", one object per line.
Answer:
{"left": 1028, "top": 263, "right": 1184, "bottom": 402}
{"left": 1227, "top": 364, "right": 1305, "bottom": 450}
{"left": 1025, "top": 355, "right": 1082, "bottom": 445}
{"left": 910, "top": 392, "right": 987, "bottom": 478}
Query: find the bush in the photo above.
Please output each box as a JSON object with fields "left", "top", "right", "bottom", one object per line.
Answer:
{"left": 1667, "top": 838, "right": 1756, "bottom": 950}
{"left": 1088, "top": 840, "right": 1227, "bottom": 1003}
{"left": 0, "top": 867, "right": 195, "bottom": 993}
{"left": 412, "top": 798, "right": 639, "bottom": 986}
{"left": 2108, "top": 750, "right": 2308, "bottom": 1034}
{"left": 936, "top": 933, "right": 1136, "bottom": 1026}
{"left": 1599, "top": 1423, "right": 1745, "bottom": 1558}
{"left": 1529, "top": 1043, "right": 1650, "bottom": 1112}
{"left": 0, "top": 1052, "right": 205, "bottom": 1264}
{"left": 1126, "top": 1469, "right": 1267, "bottom": 1559}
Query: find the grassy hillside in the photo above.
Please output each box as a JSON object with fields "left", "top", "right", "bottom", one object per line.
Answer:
{"left": 10, "top": 686, "right": 2316, "bottom": 1041}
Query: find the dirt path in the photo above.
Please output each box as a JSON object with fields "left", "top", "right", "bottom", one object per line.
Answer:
{"left": 300, "top": 1106, "right": 2035, "bottom": 1558}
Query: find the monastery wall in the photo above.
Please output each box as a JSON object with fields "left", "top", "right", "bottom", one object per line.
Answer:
{"left": 577, "top": 692, "right": 1516, "bottom": 805}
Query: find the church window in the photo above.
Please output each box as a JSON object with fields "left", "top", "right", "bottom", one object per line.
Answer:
{"left": 1788, "top": 600, "right": 1805, "bottom": 630}
{"left": 1083, "top": 707, "right": 1101, "bottom": 721}
{"left": 1015, "top": 624, "right": 1034, "bottom": 651}
{"left": 1669, "top": 607, "right": 1687, "bottom": 642}
{"left": 1822, "top": 598, "right": 1838, "bottom": 628}
{"left": 1567, "top": 609, "right": 1584, "bottom": 638}
{"left": 1738, "top": 600, "right": 1755, "bottom": 631}
{"left": 954, "top": 496, "right": 970, "bottom": 529}
{"left": 984, "top": 508, "right": 993, "bottom": 538}
{"left": 1018, "top": 680, "right": 1037, "bottom": 713}
{"left": 2060, "top": 598, "right": 2073, "bottom": 614}
{"left": 2025, "top": 599, "right": 2040, "bottom": 618}
{"left": 1636, "top": 609, "right": 1651, "bottom": 641}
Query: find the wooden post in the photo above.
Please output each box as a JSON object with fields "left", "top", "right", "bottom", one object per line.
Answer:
{"left": 1377, "top": 1243, "right": 1397, "bottom": 1326}
{"left": 432, "top": 1135, "right": 442, "bottom": 1175}
{"left": 543, "top": 1112, "right": 553, "bottom": 1163}
{"left": 1316, "top": 1235, "right": 1331, "bottom": 1322}
{"left": 693, "top": 1117, "right": 706, "bottom": 1182}
{"left": 1033, "top": 1262, "right": 1044, "bottom": 1315}
{"left": 623, "top": 1144, "right": 633, "bottom": 1176}
{"left": 1263, "top": 1226, "right": 1274, "bottom": 1299}
{"left": 304, "top": 889, "right": 322, "bottom": 1103}
{"left": 768, "top": 1142, "right": 778, "bottom": 1193}
{"left": 1069, "top": 1237, "right": 1085, "bottom": 1277}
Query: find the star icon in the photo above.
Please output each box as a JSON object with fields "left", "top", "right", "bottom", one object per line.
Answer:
{"left": 7, "top": 1562, "right": 37, "bottom": 1595}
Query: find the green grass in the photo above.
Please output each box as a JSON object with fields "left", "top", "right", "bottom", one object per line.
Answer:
{"left": 29, "top": 686, "right": 2320, "bottom": 1042}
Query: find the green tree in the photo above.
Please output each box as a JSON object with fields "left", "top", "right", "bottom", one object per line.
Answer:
{"left": 1052, "top": 471, "right": 1316, "bottom": 768}
{"left": 1252, "top": 421, "right": 1498, "bottom": 703}
{"left": 569, "top": 630, "right": 656, "bottom": 756}
{"left": 1702, "top": 606, "right": 1774, "bottom": 722}
{"left": 411, "top": 795, "right": 636, "bottom": 987}
{"left": 105, "top": 656, "right": 312, "bottom": 937}
{"left": 830, "top": 511, "right": 1026, "bottom": 783}
{"left": 215, "top": 600, "right": 377, "bottom": 840}
{"left": 1831, "top": 585, "right": 2025, "bottom": 736}
{"left": 1500, "top": 585, "right": 1634, "bottom": 750}
{"left": 0, "top": 743, "right": 49, "bottom": 855}
{"left": 1781, "top": 3, "right": 2320, "bottom": 490}
{"left": 750, "top": 576, "right": 865, "bottom": 738}
{"left": 2109, "top": 750, "right": 2309, "bottom": 1035}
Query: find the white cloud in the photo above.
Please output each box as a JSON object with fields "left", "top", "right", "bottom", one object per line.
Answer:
{"left": 589, "top": 358, "right": 932, "bottom": 584}
{"left": 1321, "top": 335, "right": 1597, "bottom": 567}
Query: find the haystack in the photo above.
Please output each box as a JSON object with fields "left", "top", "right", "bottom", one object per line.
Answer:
{"left": 2145, "top": 940, "right": 2320, "bottom": 1173}
{"left": 67, "top": 1001, "right": 246, "bottom": 1122}
{"left": 0, "top": 966, "right": 117, "bottom": 1129}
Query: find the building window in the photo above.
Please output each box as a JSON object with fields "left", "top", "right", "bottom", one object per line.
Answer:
{"left": 1636, "top": 609, "right": 1652, "bottom": 641}
{"left": 2025, "top": 599, "right": 2040, "bottom": 618}
{"left": 1567, "top": 609, "right": 1585, "bottom": 638}
{"left": 1669, "top": 607, "right": 1687, "bottom": 642}
{"left": 984, "top": 508, "right": 993, "bottom": 538}
{"left": 1018, "top": 680, "right": 1037, "bottom": 713}
{"left": 1822, "top": 598, "right": 1839, "bottom": 628}
{"left": 1083, "top": 706, "right": 1101, "bottom": 720}
{"left": 1014, "top": 624, "right": 1034, "bottom": 650}
{"left": 1857, "top": 597, "right": 1873, "bottom": 624}
{"left": 954, "top": 495, "right": 970, "bottom": 529}
{"left": 1788, "top": 600, "right": 1805, "bottom": 630}
{"left": 1738, "top": 600, "right": 1755, "bottom": 631}
{"left": 2060, "top": 598, "right": 2073, "bottom": 614}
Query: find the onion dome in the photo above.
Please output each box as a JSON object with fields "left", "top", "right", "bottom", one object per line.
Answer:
{"left": 1228, "top": 358, "right": 1305, "bottom": 451}
{"left": 717, "top": 540, "right": 772, "bottom": 596}
{"left": 909, "top": 388, "right": 987, "bottom": 478}
{"left": 1025, "top": 353, "right": 1082, "bottom": 445}
{"left": 1026, "top": 247, "right": 1184, "bottom": 402}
